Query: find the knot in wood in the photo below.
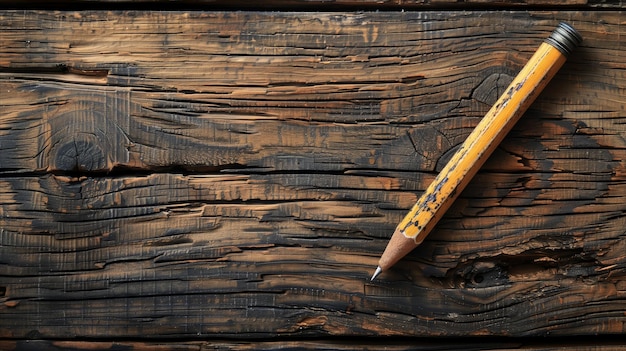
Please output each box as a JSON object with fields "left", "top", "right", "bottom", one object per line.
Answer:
{"left": 52, "top": 133, "right": 110, "bottom": 173}
{"left": 40, "top": 90, "right": 132, "bottom": 174}
{"left": 449, "top": 260, "right": 510, "bottom": 289}
{"left": 472, "top": 72, "right": 514, "bottom": 106}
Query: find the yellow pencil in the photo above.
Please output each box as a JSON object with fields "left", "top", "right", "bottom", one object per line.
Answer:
{"left": 371, "top": 23, "right": 582, "bottom": 281}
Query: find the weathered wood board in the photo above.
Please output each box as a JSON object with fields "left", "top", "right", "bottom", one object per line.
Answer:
{"left": 1, "top": 9, "right": 626, "bottom": 343}
{"left": 1, "top": 0, "right": 625, "bottom": 9}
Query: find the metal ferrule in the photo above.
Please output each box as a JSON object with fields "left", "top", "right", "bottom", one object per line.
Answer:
{"left": 545, "top": 22, "right": 583, "bottom": 56}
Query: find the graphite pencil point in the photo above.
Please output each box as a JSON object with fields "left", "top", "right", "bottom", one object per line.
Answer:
{"left": 370, "top": 266, "right": 382, "bottom": 281}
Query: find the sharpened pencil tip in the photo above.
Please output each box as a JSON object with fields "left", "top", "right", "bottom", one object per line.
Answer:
{"left": 370, "top": 266, "right": 382, "bottom": 281}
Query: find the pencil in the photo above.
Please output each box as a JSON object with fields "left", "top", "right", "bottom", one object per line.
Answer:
{"left": 371, "top": 23, "right": 582, "bottom": 281}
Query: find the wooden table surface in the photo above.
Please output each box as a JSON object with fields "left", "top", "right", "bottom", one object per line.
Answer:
{"left": 1, "top": 1, "right": 625, "bottom": 349}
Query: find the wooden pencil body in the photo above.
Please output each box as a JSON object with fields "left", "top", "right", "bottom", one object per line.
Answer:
{"left": 378, "top": 41, "right": 569, "bottom": 271}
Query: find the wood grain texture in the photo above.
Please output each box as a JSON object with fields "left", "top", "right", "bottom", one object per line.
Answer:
{"left": 1, "top": 9, "right": 626, "bottom": 341}
{"left": 0, "top": 0, "right": 624, "bottom": 9}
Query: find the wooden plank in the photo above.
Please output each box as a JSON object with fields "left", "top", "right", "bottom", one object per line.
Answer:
{"left": 0, "top": 0, "right": 624, "bottom": 9}
{"left": 1, "top": 11, "right": 624, "bottom": 174}
{"left": 1, "top": 10, "right": 626, "bottom": 340}
{"left": 3, "top": 338, "right": 626, "bottom": 351}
